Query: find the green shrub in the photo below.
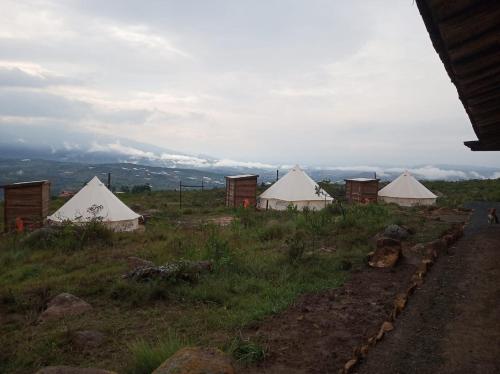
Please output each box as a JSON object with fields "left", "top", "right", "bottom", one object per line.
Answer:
{"left": 203, "top": 226, "right": 230, "bottom": 265}
{"left": 127, "top": 331, "right": 188, "bottom": 374}
{"left": 258, "top": 220, "right": 292, "bottom": 241}
{"left": 228, "top": 336, "right": 266, "bottom": 365}
{"left": 286, "top": 230, "right": 307, "bottom": 264}
{"left": 235, "top": 207, "right": 257, "bottom": 228}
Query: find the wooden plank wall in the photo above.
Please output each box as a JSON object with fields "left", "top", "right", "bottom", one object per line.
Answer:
{"left": 345, "top": 181, "right": 378, "bottom": 203}
{"left": 4, "top": 184, "right": 50, "bottom": 232}
{"left": 233, "top": 179, "right": 257, "bottom": 207}
{"left": 225, "top": 177, "right": 257, "bottom": 207}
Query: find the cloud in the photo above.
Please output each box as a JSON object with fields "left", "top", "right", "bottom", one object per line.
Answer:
{"left": 213, "top": 159, "right": 275, "bottom": 169}
{"left": 491, "top": 172, "right": 500, "bottom": 179}
{"left": 402, "top": 166, "right": 468, "bottom": 180}
{"left": 106, "top": 24, "right": 190, "bottom": 59}
{"left": 88, "top": 141, "right": 156, "bottom": 159}
{"left": 0, "top": 88, "right": 90, "bottom": 118}
{"left": 317, "top": 165, "right": 476, "bottom": 180}
{"left": 0, "top": 1, "right": 499, "bottom": 168}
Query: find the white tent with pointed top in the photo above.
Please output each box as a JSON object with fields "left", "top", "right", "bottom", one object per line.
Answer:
{"left": 257, "top": 165, "right": 334, "bottom": 211}
{"left": 47, "top": 176, "right": 141, "bottom": 231}
{"left": 378, "top": 171, "right": 437, "bottom": 207}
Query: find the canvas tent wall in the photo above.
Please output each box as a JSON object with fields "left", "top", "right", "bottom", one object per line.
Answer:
{"left": 257, "top": 165, "right": 333, "bottom": 211}
{"left": 378, "top": 171, "right": 437, "bottom": 207}
{"left": 47, "top": 176, "right": 141, "bottom": 232}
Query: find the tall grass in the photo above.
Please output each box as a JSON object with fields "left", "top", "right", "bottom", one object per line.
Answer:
{"left": 127, "top": 331, "right": 188, "bottom": 374}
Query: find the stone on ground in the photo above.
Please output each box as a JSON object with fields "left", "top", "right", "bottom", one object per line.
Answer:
{"left": 369, "top": 238, "right": 402, "bottom": 268}
{"left": 383, "top": 224, "right": 410, "bottom": 240}
{"left": 39, "top": 293, "right": 92, "bottom": 322}
{"left": 71, "top": 330, "right": 106, "bottom": 349}
{"left": 152, "top": 347, "right": 234, "bottom": 374}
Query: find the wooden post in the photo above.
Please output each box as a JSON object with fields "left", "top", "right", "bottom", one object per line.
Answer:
{"left": 107, "top": 173, "right": 111, "bottom": 189}
{"left": 276, "top": 169, "right": 279, "bottom": 181}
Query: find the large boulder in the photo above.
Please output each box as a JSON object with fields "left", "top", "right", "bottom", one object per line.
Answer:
{"left": 152, "top": 347, "right": 234, "bottom": 374}
{"left": 383, "top": 224, "right": 410, "bottom": 240}
{"left": 39, "top": 293, "right": 92, "bottom": 322}
{"left": 35, "top": 367, "right": 116, "bottom": 374}
{"left": 369, "top": 238, "right": 402, "bottom": 268}
{"left": 71, "top": 330, "right": 106, "bottom": 350}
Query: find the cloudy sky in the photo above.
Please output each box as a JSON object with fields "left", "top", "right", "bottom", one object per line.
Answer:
{"left": 0, "top": 0, "right": 498, "bottom": 167}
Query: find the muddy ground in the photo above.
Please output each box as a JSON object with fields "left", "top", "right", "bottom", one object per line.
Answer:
{"left": 355, "top": 202, "right": 500, "bottom": 374}
{"left": 239, "top": 262, "right": 417, "bottom": 374}
{"left": 237, "top": 205, "right": 498, "bottom": 374}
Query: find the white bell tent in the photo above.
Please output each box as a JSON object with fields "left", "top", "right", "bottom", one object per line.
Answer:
{"left": 48, "top": 176, "right": 141, "bottom": 231}
{"left": 378, "top": 171, "right": 437, "bottom": 207}
{"left": 258, "top": 165, "right": 333, "bottom": 211}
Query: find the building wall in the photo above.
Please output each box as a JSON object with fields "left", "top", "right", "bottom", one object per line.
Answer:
{"left": 4, "top": 183, "right": 50, "bottom": 232}
{"left": 379, "top": 196, "right": 436, "bottom": 207}
{"left": 226, "top": 177, "right": 257, "bottom": 207}
{"left": 346, "top": 180, "right": 379, "bottom": 203}
{"left": 257, "top": 198, "right": 332, "bottom": 211}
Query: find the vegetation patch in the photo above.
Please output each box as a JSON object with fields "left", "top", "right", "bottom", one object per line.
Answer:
{"left": 0, "top": 180, "right": 496, "bottom": 373}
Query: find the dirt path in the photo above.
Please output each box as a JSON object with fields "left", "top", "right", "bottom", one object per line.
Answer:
{"left": 355, "top": 202, "right": 500, "bottom": 374}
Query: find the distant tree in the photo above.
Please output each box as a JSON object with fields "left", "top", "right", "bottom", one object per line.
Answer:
{"left": 120, "top": 185, "right": 130, "bottom": 193}
{"left": 131, "top": 184, "right": 152, "bottom": 193}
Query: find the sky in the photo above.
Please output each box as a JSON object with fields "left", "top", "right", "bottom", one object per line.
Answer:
{"left": 0, "top": 0, "right": 499, "bottom": 167}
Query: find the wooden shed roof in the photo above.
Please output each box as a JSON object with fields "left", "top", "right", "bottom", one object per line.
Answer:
{"left": 225, "top": 174, "right": 259, "bottom": 180}
{"left": 1, "top": 180, "right": 50, "bottom": 189}
{"left": 416, "top": 0, "right": 500, "bottom": 151}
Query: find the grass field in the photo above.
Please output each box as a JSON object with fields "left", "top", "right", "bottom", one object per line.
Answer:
{"left": 0, "top": 179, "right": 498, "bottom": 373}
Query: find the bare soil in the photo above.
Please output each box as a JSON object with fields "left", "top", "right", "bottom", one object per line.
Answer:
{"left": 238, "top": 206, "right": 497, "bottom": 374}
{"left": 355, "top": 202, "right": 500, "bottom": 374}
{"left": 239, "top": 262, "right": 417, "bottom": 374}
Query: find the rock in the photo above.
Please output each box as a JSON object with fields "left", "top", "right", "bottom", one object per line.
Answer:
{"left": 343, "top": 358, "right": 358, "bottom": 373}
{"left": 152, "top": 347, "right": 234, "bottom": 374}
{"left": 376, "top": 237, "right": 401, "bottom": 248}
{"left": 383, "top": 224, "right": 410, "bottom": 240}
{"left": 72, "top": 330, "right": 106, "bottom": 349}
{"left": 429, "top": 239, "right": 446, "bottom": 253}
{"left": 375, "top": 322, "right": 392, "bottom": 341}
{"left": 124, "top": 260, "right": 213, "bottom": 282}
{"left": 35, "top": 366, "right": 116, "bottom": 374}
{"left": 369, "top": 239, "right": 402, "bottom": 268}
{"left": 442, "top": 234, "right": 455, "bottom": 246}
{"left": 39, "top": 293, "right": 92, "bottom": 322}
{"left": 127, "top": 256, "right": 155, "bottom": 270}
{"left": 393, "top": 293, "right": 407, "bottom": 315}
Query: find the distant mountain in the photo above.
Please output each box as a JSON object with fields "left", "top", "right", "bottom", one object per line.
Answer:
{"left": 1, "top": 124, "right": 499, "bottom": 188}
{"left": 0, "top": 124, "right": 274, "bottom": 174}
{"left": 0, "top": 158, "right": 227, "bottom": 196}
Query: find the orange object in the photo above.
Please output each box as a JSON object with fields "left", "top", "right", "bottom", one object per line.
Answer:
{"left": 15, "top": 217, "right": 25, "bottom": 232}
{"left": 243, "top": 199, "right": 250, "bottom": 208}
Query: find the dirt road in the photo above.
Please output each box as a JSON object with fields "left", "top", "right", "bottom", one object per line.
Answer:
{"left": 356, "top": 202, "right": 500, "bottom": 374}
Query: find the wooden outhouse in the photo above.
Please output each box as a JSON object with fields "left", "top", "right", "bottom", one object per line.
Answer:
{"left": 225, "top": 175, "right": 258, "bottom": 208}
{"left": 1, "top": 180, "right": 51, "bottom": 232}
{"left": 344, "top": 178, "right": 379, "bottom": 203}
